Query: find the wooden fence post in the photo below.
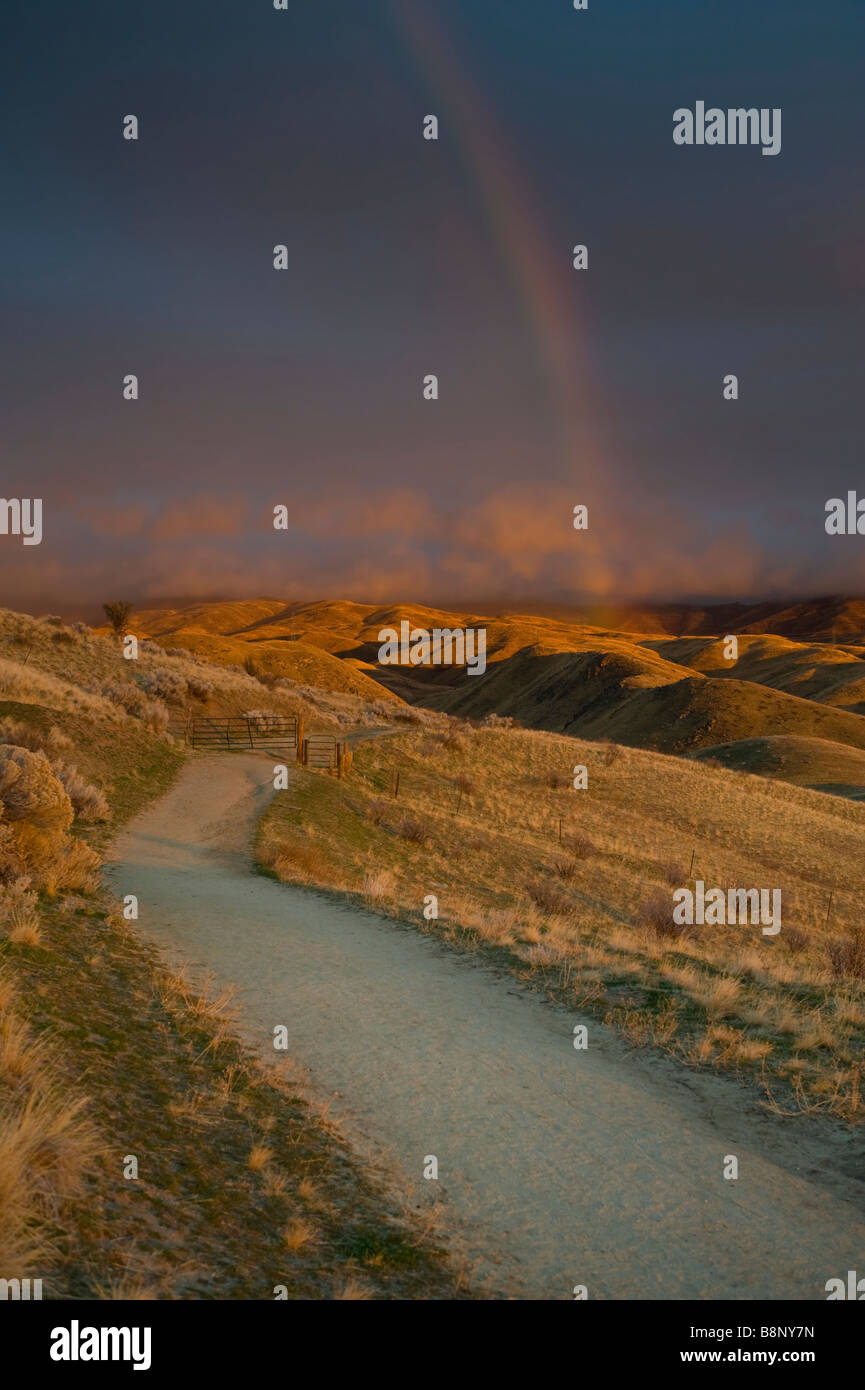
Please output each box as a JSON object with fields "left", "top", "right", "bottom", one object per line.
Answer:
{"left": 296, "top": 716, "right": 305, "bottom": 763}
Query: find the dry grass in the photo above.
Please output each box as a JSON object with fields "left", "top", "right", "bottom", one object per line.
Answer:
{"left": 257, "top": 722, "right": 865, "bottom": 1121}
{"left": 0, "top": 967, "right": 94, "bottom": 1282}
{"left": 282, "top": 1218, "right": 317, "bottom": 1252}
{"left": 362, "top": 868, "right": 395, "bottom": 902}
{"left": 248, "top": 1144, "right": 274, "bottom": 1172}
{"left": 333, "top": 1276, "right": 375, "bottom": 1300}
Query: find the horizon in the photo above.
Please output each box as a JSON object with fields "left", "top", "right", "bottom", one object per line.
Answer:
{"left": 15, "top": 588, "right": 865, "bottom": 631}
{"left": 15, "top": 587, "right": 865, "bottom": 632}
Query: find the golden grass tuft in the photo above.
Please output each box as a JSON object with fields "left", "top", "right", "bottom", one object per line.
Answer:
{"left": 282, "top": 1218, "right": 317, "bottom": 1252}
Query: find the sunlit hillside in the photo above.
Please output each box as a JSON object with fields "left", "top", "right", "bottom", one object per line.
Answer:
{"left": 127, "top": 597, "right": 865, "bottom": 797}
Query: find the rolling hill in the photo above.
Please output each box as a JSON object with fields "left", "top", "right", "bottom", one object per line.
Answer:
{"left": 123, "top": 595, "right": 865, "bottom": 797}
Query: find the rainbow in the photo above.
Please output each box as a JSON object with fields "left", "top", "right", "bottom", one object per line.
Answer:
{"left": 387, "top": 0, "right": 610, "bottom": 493}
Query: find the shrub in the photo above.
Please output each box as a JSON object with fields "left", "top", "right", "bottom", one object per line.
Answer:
{"left": 0, "top": 722, "right": 46, "bottom": 753}
{"left": 365, "top": 798, "right": 390, "bottom": 826}
{"left": 396, "top": 816, "right": 431, "bottom": 846}
{"left": 600, "top": 740, "right": 620, "bottom": 767}
{"left": 141, "top": 699, "right": 170, "bottom": 734}
{"left": 0, "top": 745, "right": 99, "bottom": 893}
{"left": 525, "top": 879, "right": 574, "bottom": 916}
{"left": 0, "top": 723, "right": 72, "bottom": 758}
{"left": 390, "top": 706, "right": 425, "bottom": 725}
{"left": 0, "top": 746, "right": 73, "bottom": 836}
{"left": 99, "top": 683, "right": 169, "bottom": 732}
{"left": 99, "top": 681, "right": 148, "bottom": 717}
{"left": 52, "top": 764, "right": 110, "bottom": 822}
{"left": 659, "top": 860, "right": 686, "bottom": 887}
{"left": 780, "top": 925, "right": 810, "bottom": 954}
{"left": 103, "top": 601, "right": 134, "bottom": 635}
{"left": 546, "top": 770, "right": 569, "bottom": 790}
{"left": 438, "top": 732, "right": 466, "bottom": 753}
{"left": 185, "top": 678, "right": 213, "bottom": 702}
{"left": 553, "top": 857, "right": 579, "bottom": 881}
{"left": 138, "top": 671, "right": 187, "bottom": 703}
{"left": 480, "top": 713, "right": 516, "bottom": 729}
{"left": 563, "top": 831, "right": 594, "bottom": 858}
{"left": 243, "top": 710, "right": 286, "bottom": 732}
{"left": 826, "top": 927, "right": 865, "bottom": 981}
{"left": 637, "top": 888, "right": 687, "bottom": 940}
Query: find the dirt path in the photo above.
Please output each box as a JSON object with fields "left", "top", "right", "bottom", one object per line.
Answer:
{"left": 106, "top": 754, "right": 865, "bottom": 1300}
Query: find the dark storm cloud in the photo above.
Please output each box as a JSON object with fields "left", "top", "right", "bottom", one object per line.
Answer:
{"left": 1, "top": 0, "right": 863, "bottom": 612}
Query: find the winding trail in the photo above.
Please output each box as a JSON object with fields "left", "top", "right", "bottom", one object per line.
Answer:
{"left": 107, "top": 754, "right": 865, "bottom": 1300}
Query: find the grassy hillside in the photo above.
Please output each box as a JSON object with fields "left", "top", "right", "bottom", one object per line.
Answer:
{"left": 691, "top": 735, "right": 865, "bottom": 799}
{"left": 257, "top": 721, "right": 865, "bottom": 1123}
{"left": 127, "top": 598, "right": 865, "bottom": 800}
{"left": 433, "top": 652, "right": 865, "bottom": 760}
{"left": 644, "top": 634, "right": 865, "bottom": 713}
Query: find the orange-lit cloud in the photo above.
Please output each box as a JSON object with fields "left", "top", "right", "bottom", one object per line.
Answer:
{"left": 1, "top": 480, "right": 853, "bottom": 621}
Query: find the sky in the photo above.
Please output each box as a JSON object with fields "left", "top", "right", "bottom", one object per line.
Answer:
{"left": 1, "top": 0, "right": 863, "bottom": 618}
